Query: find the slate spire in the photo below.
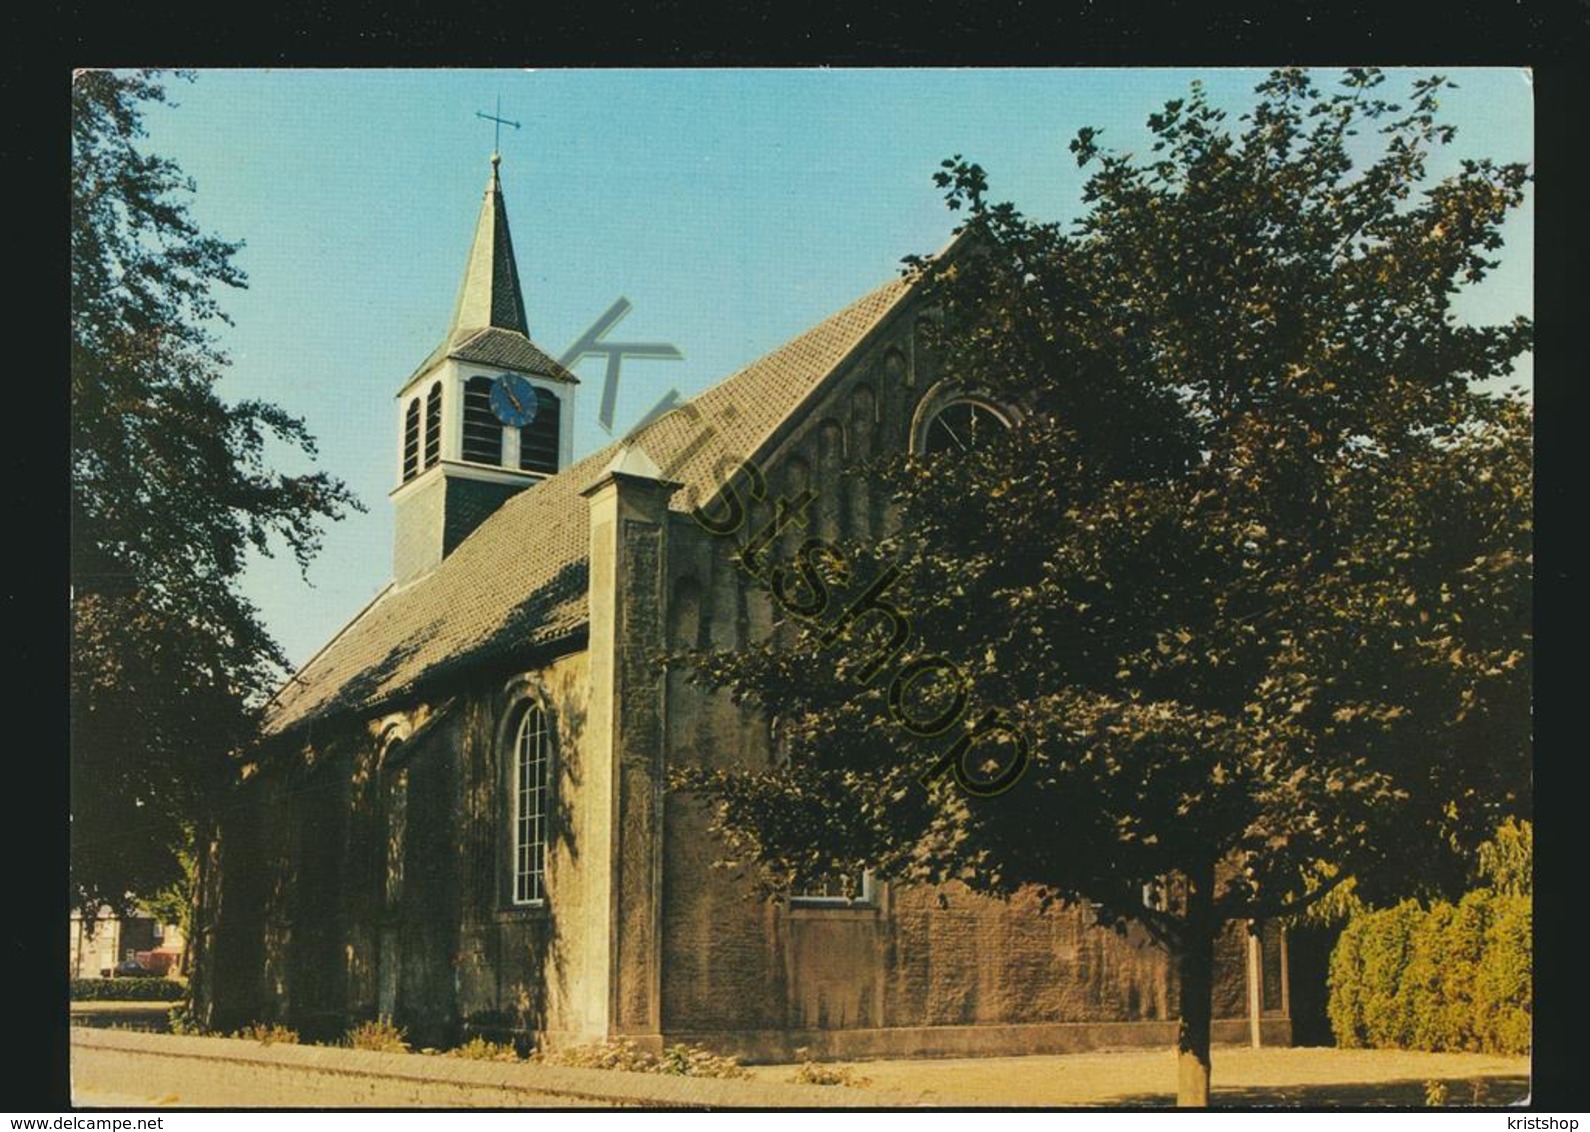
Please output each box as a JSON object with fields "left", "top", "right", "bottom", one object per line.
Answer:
{"left": 447, "top": 153, "right": 530, "bottom": 340}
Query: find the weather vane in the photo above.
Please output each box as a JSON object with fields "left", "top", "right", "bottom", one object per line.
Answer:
{"left": 475, "top": 95, "right": 521, "bottom": 156}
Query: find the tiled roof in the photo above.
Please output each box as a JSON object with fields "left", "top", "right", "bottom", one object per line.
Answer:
{"left": 402, "top": 327, "right": 580, "bottom": 394}
{"left": 265, "top": 274, "right": 913, "bottom": 737}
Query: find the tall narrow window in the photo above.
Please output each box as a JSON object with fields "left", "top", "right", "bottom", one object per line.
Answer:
{"left": 517, "top": 388, "right": 561, "bottom": 475}
{"left": 423, "top": 382, "right": 442, "bottom": 469}
{"left": 402, "top": 399, "right": 421, "bottom": 481}
{"left": 383, "top": 764, "right": 408, "bottom": 913}
{"left": 462, "top": 375, "right": 503, "bottom": 466}
{"left": 513, "top": 706, "right": 550, "bottom": 904}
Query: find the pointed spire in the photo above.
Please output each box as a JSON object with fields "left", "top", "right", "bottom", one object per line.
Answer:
{"left": 447, "top": 153, "right": 530, "bottom": 340}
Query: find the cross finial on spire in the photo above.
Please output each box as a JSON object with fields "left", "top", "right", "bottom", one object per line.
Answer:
{"left": 476, "top": 95, "right": 521, "bottom": 161}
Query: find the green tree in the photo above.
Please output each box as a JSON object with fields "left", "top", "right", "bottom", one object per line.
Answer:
{"left": 1476, "top": 815, "right": 1531, "bottom": 896}
{"left": 71, "top": 70, "right": 361, "bottom": 919}
{"left": 675, "top": 69, "right": 1530, "bottom": 1106}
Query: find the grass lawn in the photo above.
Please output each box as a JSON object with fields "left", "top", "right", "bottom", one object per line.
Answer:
{"left": 743, "top": 1046, "right": 1531, "bottom": 1107}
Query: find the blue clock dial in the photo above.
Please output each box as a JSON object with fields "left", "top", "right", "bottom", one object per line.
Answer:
{"left": 489, "top": 374, "right": 539, "bottom": 427}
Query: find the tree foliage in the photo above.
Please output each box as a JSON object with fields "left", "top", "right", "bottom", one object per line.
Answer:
{"left": 70, "top": 70, "right": 361, "bottom": 916}
{"left": 673, "top": 68, "right": 1530, "bottom": 1103}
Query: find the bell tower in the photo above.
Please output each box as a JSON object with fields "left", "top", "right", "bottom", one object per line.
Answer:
{"left": 391, "top": 152, "right": 579, "bottom": 585}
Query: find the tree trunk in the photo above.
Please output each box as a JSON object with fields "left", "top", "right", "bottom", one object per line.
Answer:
{"left": 1175, "top": 863, "right": 1217, "bottom": 1107}
{"left": 187, "top": 820, "right": 220, "bottom": 1030}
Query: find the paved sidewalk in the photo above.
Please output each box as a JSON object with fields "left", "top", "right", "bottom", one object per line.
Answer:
{"left": 70, "top": 1028, "right": 951, "bottom": 1109}
{"left": 743, "top": 1046, "right": 1532, "bottom": 1107}
{"left": 70, "top": 1027, "right": 1531, "bottom": 1109}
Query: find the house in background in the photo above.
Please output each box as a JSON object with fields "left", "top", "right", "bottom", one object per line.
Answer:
{"left": 194, "top": 152, "right": 1295, "bottom": 1058}
{"left": 70, "top": 908, "right": 185, "bottom": 978}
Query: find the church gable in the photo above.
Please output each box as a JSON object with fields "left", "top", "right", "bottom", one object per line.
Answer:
{"left": 265, "top": 274, "right": 915, "bottom": 738}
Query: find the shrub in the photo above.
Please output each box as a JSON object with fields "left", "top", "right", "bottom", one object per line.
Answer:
{"left": 71, "top": 977, "right": 186, "bottom": 1002}
{"left": 1409, "top": 896, "right": 1496, "bottom": 1052}
{"left": 790, "top": 1060, "right": 872, "bottom": 1088}
{"left": 233, "top": 1022, "right": 300, "bottom": 1045}
{"left": 449, "top": 1036, "right": 522, "bottom": 1062}
{"left": 1358, "top": 899, "right": 1422, "bottom": 1049}
{"left": 345, "top": 1018, "right": 410, "bottom": 1053}
{"left": 657, "top": 1043, "right": 753, "bottom": 1080}
{"left": 1475, "top": 892, "right": 1531, "bottom": 1055}
{"left": 1327, "top": 886, "right": 1530, "bottom": 1055}
{"left": 1326, "top": 911, "right": 1367, "bottom": 1047}
{"left": 1431, "top": 891, "right": 1493, "bottom": 1051}
{"left": 532, "top": 1037, "right": 657, "bottom": 1073}
{"left": 1329, "top": 898, "right": 1425, "bottom": 1049}
{"left": 166, "top": 1002, "right": 203, "bottom": 1035}
{"left": 533, "top": 1038, "right": 750, "bottom": 1079}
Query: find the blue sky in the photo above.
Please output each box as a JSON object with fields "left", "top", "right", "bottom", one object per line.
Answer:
{"left": 126, "top": 67, "right": 1534, "bottom": 671}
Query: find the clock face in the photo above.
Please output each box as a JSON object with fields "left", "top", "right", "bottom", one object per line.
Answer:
{"left": 489, "top": 373, "right": 539, "bottom": 427}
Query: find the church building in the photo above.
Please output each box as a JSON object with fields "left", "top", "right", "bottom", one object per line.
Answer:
{"left": 197, "top": 153, "right": 1294, "bottom": 1059}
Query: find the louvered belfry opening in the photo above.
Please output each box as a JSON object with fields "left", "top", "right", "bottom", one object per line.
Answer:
{"left": 423, "top": 382, "right": 443, "bottom": 469}
{"left": 518, "top": 388, "right": 560, "bottom": 475}
{"left": 402, "top": 399, "right": 421, "bottom": 482}
{"left": 462, "top": 375, "right": 503, "bottom": 465}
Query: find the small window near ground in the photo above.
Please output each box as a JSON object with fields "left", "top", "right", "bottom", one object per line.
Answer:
{"left": 792, "top": 869, "right": 876, "bottom": 906}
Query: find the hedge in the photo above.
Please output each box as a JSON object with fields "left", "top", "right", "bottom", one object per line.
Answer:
{"left": 71, "top": 977, "right": 187, "bottom": 1002}
{"left": 1327, "top": 889, "right": 1530, "bottom": 1055}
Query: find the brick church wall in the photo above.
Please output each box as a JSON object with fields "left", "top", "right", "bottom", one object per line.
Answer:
{"left": 651, "top": 307, "right": 1273, "bottom": 1059}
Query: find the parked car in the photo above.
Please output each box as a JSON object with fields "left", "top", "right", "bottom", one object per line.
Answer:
{"left": 112, "top": 958, "right": 154, "bottom": 978}
{"left": 135, "top": 949, "right": 181, "bottom": 977}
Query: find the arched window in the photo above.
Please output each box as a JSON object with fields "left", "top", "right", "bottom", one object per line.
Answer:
{"left": 517, "top": 388, "right": 561, "bottom": 475}
{"left": 423, "top": 382, "right": 442, "bottom": 469}
{"left": 462, "top": 375, "right": 503, "bottom": 466}
{"left": 816, "top": 419, "right": 845, "bottom": 540}
{"left": 402, "top": 399, "right": 421, "bottom": 482}
{"left": 921, "top": 397, "right": 1012, "bottom": 455}
{"left": 383, "top": 761, "right": 408, "bottom": 913}
{"left": 511, "top": 705, "right": 551, "bottom": 904}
